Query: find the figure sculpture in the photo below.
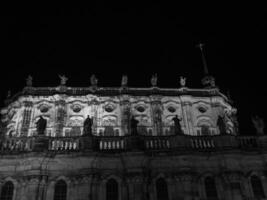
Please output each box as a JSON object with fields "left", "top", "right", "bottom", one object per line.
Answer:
{"left": 130, "top": 116, "right": 139, "bottom": 136}
{"left": 83, "top": 115, "right": 93, "bottom": 136}
{"left": 26, "top": 75, "right": 33, "bottom": 87}
{"left": 180, "top": 76, "right": 186, "bottom": 87}
{"left": 121, "top": 75, "right": 128, "bottom": 87}
{"left": 172, "top": 115, "right": 183, "bottom": 135}
{"left": 217, "top": 114, "right": 226, "bottom": 135}
{"left": 59, "top": 75, "right": 68, "bottom": 85}
{"left": 252, "top": 115, "right": 265, "bottom": 135}
{"left": 90, "top": 74, "right": 98, "bottom": 87}
{"left": 7, "top": 90, "right": 11, "bottom": 99}
{"left": 151, "top": 74, "right": 158, "bottom": 87}
{"left": 36, "top": 116, "right": 47, "bottom": 135}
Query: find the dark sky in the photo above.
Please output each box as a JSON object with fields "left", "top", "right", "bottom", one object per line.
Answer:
{"left": 1, "top": 4, "right": 267, "bottom": 134}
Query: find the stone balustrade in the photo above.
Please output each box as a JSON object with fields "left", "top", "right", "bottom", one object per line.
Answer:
{"left": 0, "top": 137, "right": 34, "bottom": 152}
{"left": 190, "top": 136, "right": 215, "bottom": 149}
{"left": 0, "top": 134, "right": 266, "bottom": 154}
{"left": 97, "top": 136, "right": 127, "bottom": 151}
{"left": 144, "top": 136, "right": 171, "bottom": 150}
{"left": 49, "top": 137, "right": 80, "bottom": 151}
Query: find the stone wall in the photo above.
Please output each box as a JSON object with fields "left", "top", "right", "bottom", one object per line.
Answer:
{"left": 0, "top": 150, "right": 267, "bottom": 200}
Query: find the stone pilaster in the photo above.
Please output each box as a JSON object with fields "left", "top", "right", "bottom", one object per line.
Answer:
{"left": 151, "top": 97, "right": 163, "bottom": 136}
{"left": 45, "top": 180, "right": 55, "bottom": 200}
{"left": 55, "top": 100, "right": 66, "bottom": 137}
{"left": 180, "top": 101, "right": 191, "bottom": 135}
{"left": 20, "top": 101, "right": 33, "bottom": 136}
{"left": 25, "top": 176, "right": 40, "bottom": 200}
{"left": 120, "top": 98, "right": 131, "bottom": 136}
{"left": 221, "top": 171, "right": 246, "bottom": 200}
{"left": 91, "top": 99, "right": 99, "bottom": 135}
{"left": 176, "top": 173, "right": 196, "bottom": 200}
{"left": 37, "top": 176, "right": 47, "bottom": 200}
{"left": 166, "top": 177, "right": 177, "bottom": 200}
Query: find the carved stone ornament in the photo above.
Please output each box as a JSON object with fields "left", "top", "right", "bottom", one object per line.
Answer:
{"left": 70, "top": 104, "right": 83, "bottom": 113}
{"left": 38, "top": 104, "right": 51, "bottom": 113}
{"left": 104, "top": 103, "right": 116, "bottom": 113}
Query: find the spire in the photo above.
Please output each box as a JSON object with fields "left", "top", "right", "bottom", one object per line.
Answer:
{"left": 196, "top": 43, "right": 209, "bottom": 75}
{"left": 196, "top": 43, "right": 216, "bottom": 88}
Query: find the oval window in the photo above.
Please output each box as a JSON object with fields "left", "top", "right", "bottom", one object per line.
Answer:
{"left": 198, "top": 107, "right": 207, "bottom": 113}
{"left": 73, "top": 106, "right": 81, "bottom": 113}
{"left": 40, "top": 106, "right": 49, "bottom": 113}
{"left": 136, "top": 106, "right": 145, "bottom": 113}
{"left": 105, "top": 105, "right": 114, "bottom": 112}
{"left": 167, "top": 106, "right": 176, "bottom": 113}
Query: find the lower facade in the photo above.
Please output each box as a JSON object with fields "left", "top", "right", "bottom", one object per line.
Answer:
{"left": 1, "top": 151, "right": 267, "bottom": 200}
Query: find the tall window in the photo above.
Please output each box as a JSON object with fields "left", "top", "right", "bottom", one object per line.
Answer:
{"left": 251, "top": 175, "right": 265, "bottom": 198}
{"left": 205, "top": 177, "right": 218, "bottom": 199}
{"left": 156, "top": 178, "right": 169, "bottom": 200}
{"left": 0, "top": 181, "right": 14, "bottom": 200}
{"left": 106, "top": 179, "right": 118, "bottom": 200}
{"left": 54, "top": 180, "right": 67, "bottom": 200}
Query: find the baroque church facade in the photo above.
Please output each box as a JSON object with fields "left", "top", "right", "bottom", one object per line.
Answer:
{"left": 0, "top": 74, "right": 266, "bottom": 200}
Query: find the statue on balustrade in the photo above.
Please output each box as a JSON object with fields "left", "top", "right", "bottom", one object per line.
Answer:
{"left": 59, "top": 74, "right": 68, "bottom": 86}
{"left": 151, "top": 73, "right": 158, "bottom": 87}
{"left": 90, "top": 74, "right": 98, "bottom": 87}
{"left": 172, "top": 115, "right": 183, "bottom": 135}
{"left": 83, "top": 115, "right": 93, "bottom": 136}
{"left": 26, "top": 75, "right": 33, "bottom": 87}
{"left": 130, "top": 116, "right": 139, "bottom": 136}
{"left": 217, "top": 115, "right": 227, "bottom": 135}
{"left": 121, "top": 75, "right": 128, "bottom": 87}
{"left": 252, "top": 115, "right": 265, "bottom": 135}
{"left": 36, "top": 116, "right": 47, "bottom": 135}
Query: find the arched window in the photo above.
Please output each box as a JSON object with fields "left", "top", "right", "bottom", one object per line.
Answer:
{"left": 0, "top": 181, "right": 14, "bottom": 200}
{"left": 106, "top": 179, "right": 118, "bottom": 200}
{"left": 156, "top": 178, "right": 169, "bottom": 200}
{"left": 205, "top": 177, "right": 218, "bottom": 199}
{"left": 54, "top": 180, "right": 67, "bottom": 200}
{"left": 251, "top": 175, "right": 265, "bottom": 198}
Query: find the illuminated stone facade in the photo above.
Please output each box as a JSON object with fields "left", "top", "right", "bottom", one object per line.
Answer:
{"left": 0, "top": 85, "right": 266, "bottom": 200}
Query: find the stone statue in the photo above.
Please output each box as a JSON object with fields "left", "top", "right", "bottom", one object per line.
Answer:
{"left": 7, "top": 90, "right": 11, "bottom": 99}
{"left": 59, "top": 75, "right": 68, "bottom": 85}
{"left": 151, "top": 74, "right": 157, "bottom": 87}
{"left": 83, "top": 115, "right": 93, "bottom": 136}
{"left": 130, "top": 116, "right": 139, "bottom": 136}
{"left": 252, "top": 115, "right": 265, "bottom": 135}
{"left": 121, "top": 75, "right": 128, "bottom": 87}
{"left": 217, "top": 114, "right": 226, "bottom": 135}
{"left": 172, "top": 115, "right": 183, "bottom": 135}
{"left": 26, "top": 75, "right": 33, "bottom": 87}
{"left": 202, "top": 76, "right": 216, "bottom": 88}
{"left": 180, "top": 76, "right": 186, "bottom": 87}
{"left": 36, "top": 116, "right": 47, "bottom": 135}
{"left": 90, "top": 74, "right": 98, "bottom": 87}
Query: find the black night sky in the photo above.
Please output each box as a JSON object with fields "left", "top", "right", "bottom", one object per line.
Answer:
{"left": 0, "top": 5, "right": 267, "bottom": 134}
